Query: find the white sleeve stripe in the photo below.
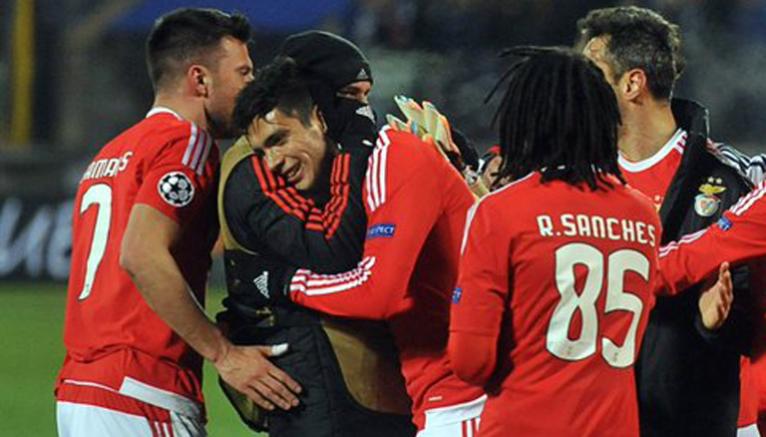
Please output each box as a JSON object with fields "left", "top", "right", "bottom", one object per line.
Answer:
{"left": 181, "top": 124, "right": 199, "bottom": 166}
{"left": 370, "top": 147, "right": 382, "bottom": 209}
{"left": 366, "top": 127, "right": 392, "bottom": 212}
{"left": 460, "top": 202, "right": 481, "bottom": 255}
{"left": 459, "top": 171, "right": 536, "bottom": 255}
{"left": 731, "top": 182, "right": 766, "bottom": 216}
{"left": 298, "top": 273, "right": 373, "bottom": 296}
{"left": 292, "top": 257, "right": 375, "bottom": 284}
{"left": 730, "top": 181, "right": 766, "bottom": 213}
{"left": 365, "top": 151, "right": 375, "bottom": 211}
{"left": 290, "top": 257, "right": 376, "bottom": 296}
{"left": 195, "top": 133, "right": 213, "bottom": 175}
{"left": 189, "top": 130, "right": 209, "bottom": 171}
{"left": 294, "top": 257, "right": 376, "bottom": 287}
{"left": 379, "top": 135, "right": 389, "bottom": 205}
{"left": 659, "top": 228, "right": 708, "bottom": 257}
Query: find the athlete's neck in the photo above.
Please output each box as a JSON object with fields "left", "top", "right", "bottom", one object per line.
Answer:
{"left": 152, "top": 93, "right": 208, "bottom": 131}
{"left": 618, "top": 99, "right": 677, "bottom": 163}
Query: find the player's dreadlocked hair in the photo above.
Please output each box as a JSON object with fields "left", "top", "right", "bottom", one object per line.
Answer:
{"left": 486, "top": 46, "right": 624, "bottom": 191}
{"left": 233, "top": 56, "right": 315, "bottom": 133}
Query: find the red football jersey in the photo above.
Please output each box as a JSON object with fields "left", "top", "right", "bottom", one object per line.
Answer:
{"left": 451, "top": 173, "right": 662, "bottom": 436}
{"left": 289, "top": 128, "right": 485, "bottom": 429}
{"left": 619, "top": 128, "right": 687, "bottom": 209}
{"left": 56, "top": 108, "right": 219, "bottom": 416}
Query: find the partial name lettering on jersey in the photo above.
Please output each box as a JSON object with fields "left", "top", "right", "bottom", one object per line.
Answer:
{"left": 80, "top": 152, "right": 133, "bottom": 183}
{"left": 536, "top": 213, "right": 657, "bottom": 248}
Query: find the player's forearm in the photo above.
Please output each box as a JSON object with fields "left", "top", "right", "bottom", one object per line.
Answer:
{"left": 660, "top": 218, "right": 766, "bottom": 294}
{"left": 288, "top": 259, "right": 402, "bottom": 320}
{"left": 121, "top": 249, "right": 228, "bottom": 363}
{"left": 290, "top": 285, "right": 396, "bottom": 320}
{"left": 448, "top": 331, "right": 496, "bottom": 385}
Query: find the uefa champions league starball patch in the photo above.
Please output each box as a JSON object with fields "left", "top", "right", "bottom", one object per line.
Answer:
{"left": 694, "top": 177, "right": 726, "bottom": 217}
{"left": 158, "top": 171, "right": 194, "bottom": 207}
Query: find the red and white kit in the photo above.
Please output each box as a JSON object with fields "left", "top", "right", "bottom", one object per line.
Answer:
{"left": 451, "top": 172, "right": 662, "bottom": 436}
{"left": 56, "top": 108, "right": 219, "bottom": 436}
{"left": 288, "top": 128, "right": 486, "bottom": 433}
{"left": 618, "top": 128, "right": 686, "bottom": 209}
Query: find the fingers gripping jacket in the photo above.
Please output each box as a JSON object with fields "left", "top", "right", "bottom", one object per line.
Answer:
{"left": 220, "top": 251, "right": 415, "bottom": 436}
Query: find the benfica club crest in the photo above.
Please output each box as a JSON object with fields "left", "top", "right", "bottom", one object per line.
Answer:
{"left": 694, "top": 177, "right": 726, "bottom": 217}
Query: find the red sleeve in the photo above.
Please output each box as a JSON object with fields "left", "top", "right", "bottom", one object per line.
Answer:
{"left": 659, "top": 182, "right": 766, "bottom": 294}
{"left": 288, "top": 133, "right": 444, "bottom": 319}
{"left": 448, "top": 199, "right": 510, "bottom": 385}
{"left": 135, "top": 123, "right": 218, "bottom": 224}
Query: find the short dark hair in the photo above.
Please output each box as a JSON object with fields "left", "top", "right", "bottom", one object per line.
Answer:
{"left": 488, "top": 46, "right": 623, "bottom": 191}
{"left": 146, "top": 8, "right": 251, "bottom": 91}
{"left": 233, "top": 57, "right": 315, "bottom": 133}
{"left": 576, "top": 6, "right": 684, "bottom": 100}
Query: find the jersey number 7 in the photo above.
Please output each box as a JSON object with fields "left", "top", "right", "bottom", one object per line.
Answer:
{"left": 77, "top": 184, "right": 112, "bottom": 300}
{"left": 546, "top": 243, "right": 649, "bottom": 368}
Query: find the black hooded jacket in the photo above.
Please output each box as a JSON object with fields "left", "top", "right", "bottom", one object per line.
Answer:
{"left": 636, "top": 99, "right": 755, "bottom": 437}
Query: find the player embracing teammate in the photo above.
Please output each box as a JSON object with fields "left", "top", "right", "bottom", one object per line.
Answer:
{"left": 56, "top": 8, "right": 299, "bottom": 437}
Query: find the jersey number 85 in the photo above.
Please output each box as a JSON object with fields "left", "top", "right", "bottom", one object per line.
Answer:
{"left": 546, "top": 243, "right": 649, "bottom": 369}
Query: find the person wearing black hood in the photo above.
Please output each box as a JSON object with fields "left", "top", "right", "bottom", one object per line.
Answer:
{"left": 216, "top": 31, "right": 416, "bottom": 437}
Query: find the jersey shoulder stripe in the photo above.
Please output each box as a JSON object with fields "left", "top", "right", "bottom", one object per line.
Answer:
{"left": 180, "top": 126, "right": 213, "bottom": 175}
{"left": 730, "top": 180, "right": 766, "bottom": 216}
{"left": 459, "top": 172, "right": 536, "bottom": 254}
{"left": 366, "top": 127, "right": 393, "bottom": 213}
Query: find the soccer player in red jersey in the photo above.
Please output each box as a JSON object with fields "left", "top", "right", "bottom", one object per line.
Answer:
{"left": 55, "top": 9, "right": 300, "bottom": 436}
{"left": 232, "top": 57, "right": 486, "bottom": 434}
{"left": 448, "top": 47, "right": 732, "bottom": 437}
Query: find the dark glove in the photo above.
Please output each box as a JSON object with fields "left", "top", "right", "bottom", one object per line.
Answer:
{"left": 224, "top": 251, "right": 297, "bottom": 308}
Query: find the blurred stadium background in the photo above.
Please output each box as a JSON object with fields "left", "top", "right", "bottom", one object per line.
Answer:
{"left": 2, "top": 0, "right": 766, "bottom": 435}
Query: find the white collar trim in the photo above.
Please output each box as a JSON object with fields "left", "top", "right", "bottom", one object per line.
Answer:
{"left": 619, "top": 128, "right": 687, "bottom": 173}
{"left": 146, "top": 106, "right": 183, "bottom": 120}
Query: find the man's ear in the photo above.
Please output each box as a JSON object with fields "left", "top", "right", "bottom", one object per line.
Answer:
{"left": 188, "top": 65, "right": 210, "bottom": 98}
{"left": 313, "top": 105, "right": 328, "bottom": 133}
{"left": 622, "top": 68, "right": 647, "bottom": 102}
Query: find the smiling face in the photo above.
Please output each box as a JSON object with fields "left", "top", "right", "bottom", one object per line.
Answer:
{"left": 247, "top": 107, "right": 330, "bottom": 191}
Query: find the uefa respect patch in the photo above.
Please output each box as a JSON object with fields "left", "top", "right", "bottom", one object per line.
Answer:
{"left": 158, "top": 171, "right": 194, "bottom": 207}
{"left": 367, "top": 223, "right": 396, "bottom": 240}
{"left": 452, "top": 287, "right": 463, "bottom": 304}
{"left": 717, "top": 216, "right": 733, "bottom": 231}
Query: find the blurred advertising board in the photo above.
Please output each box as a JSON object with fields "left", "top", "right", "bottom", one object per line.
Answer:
{"left": 0, "top": 196, "right": 73, "bottom": 281}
